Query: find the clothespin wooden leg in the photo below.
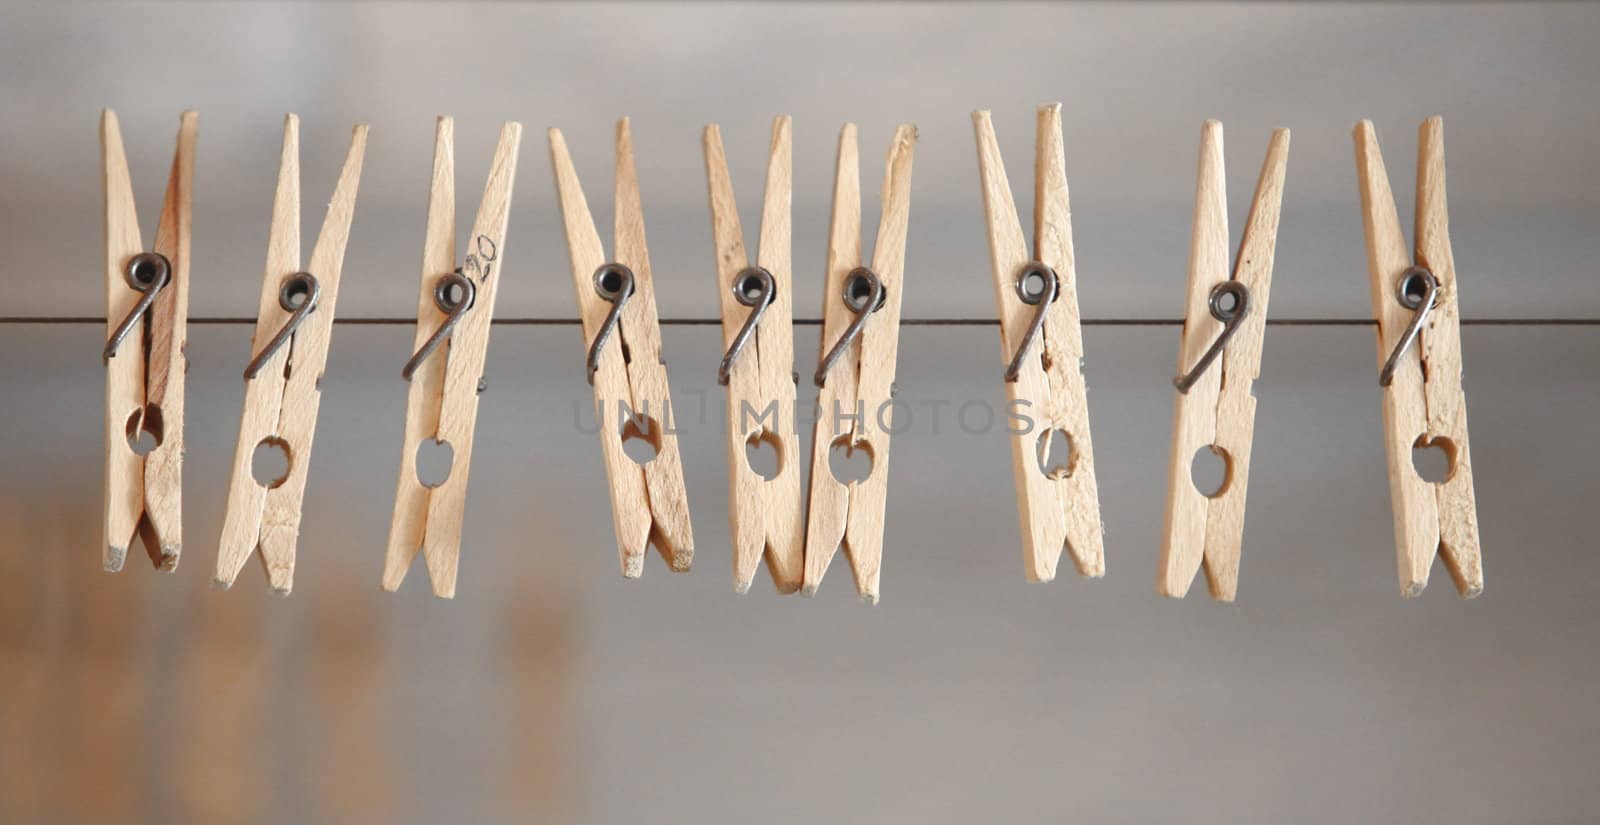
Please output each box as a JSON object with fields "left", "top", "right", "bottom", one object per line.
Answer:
{"left": 1354, "top": 117, "right": 1482, "bottom": 598}
{"left": 803, "top": 123, "right": 916, "bottom": 603}
{"left": 384, "top": 117, "right": 457, "bottom": 592}
{"left": 704, "top": 117, "right": 804, "bottom": 594}
{"left": 216, "top": 116, "right": 367, "bottom": 594}
{"left": 972, "top": 105, "right": 1107, "bottom": 583}
{"left": 101, "top": 109, "right": 194, "bottom": 572}
{"left": 101, "top": 110, "right": 148, "bottom": 572}
{"left": 1160, "top": 121, "right": 1289, "bottom": 601}
{"left": 383, "top": 119, "right": 522, "bottom": 598}
{"left": 549, "top": 120, "right": 694, "bottom": 578}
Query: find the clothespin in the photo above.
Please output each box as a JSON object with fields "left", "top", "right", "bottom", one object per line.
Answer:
{"left": 803, "top": 123, "right": 917, "bottom": 604}
{"left": 972, "top": 105, "right": 1106, "bottom": 583}
{"left": 702, "top": 117, "right": 803, "bottom": 594}
{"left": 101, "top": 109, "right": 195, "bottom": 573}
{"left": 1159, "top": 121, "right": 1290, "bottom": 601}
{"left": 1354, "top": 117, "right": 1482, "bottom": 598}
{"left": 549, "top": 119, "right": 695, "bottom": 578}
{"left": 382, "top": 117, "right": 523, "bottom": 598}
{"left": 215, "top": 115, "right": 368, "bottom": 593}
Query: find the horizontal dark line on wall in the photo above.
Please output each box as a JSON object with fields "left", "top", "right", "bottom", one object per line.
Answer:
{"left": 4, "top": 316, "right": 1600, "bottom": 327}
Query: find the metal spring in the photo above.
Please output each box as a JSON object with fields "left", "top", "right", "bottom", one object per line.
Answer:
{"left": 1379, "top": 266, "right": 1439, "bottom": 387}
{"left": 243, "top": 272, "right": 321, "bottom": 381}
{"left": 586, "top": 263, "right": 636, "bottom": 385}
{"left": 1003, "top": 261, "right": 1061, "bottom": 383}
{"left": 401, "top": 270, "right": 477, "bottom": 381}
{"left": 717, "top": 266, "right": 777, "bottom": 386}
{"left": 102, "top": 252, "right": 172, "bottom": 363}
{"left": 1173, "top": 279, "right": 1251, "bottom": 394}
{"left": 814, "top": 267, "right": 885, "bottom": 388}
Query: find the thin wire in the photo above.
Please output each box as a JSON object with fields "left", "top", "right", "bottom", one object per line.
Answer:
{"left": 8, "top": 316, "right": 1600, "bottom": 327}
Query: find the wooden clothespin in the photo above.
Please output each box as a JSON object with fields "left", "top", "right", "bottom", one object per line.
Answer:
{"left": 803, "top": 123, "right": 917, "bottom": 604}
{"left": 1159, "top": 121, "right": 1289, "bottom": 601}
{"left": 702, "top": 117, "right": 803, "bottom": 594}
{"left": 1354, "top": 116, "right": 1482, "bottom": 598}
{"left": 101, "top": 109, "right": 195, "bottom": 573}
{"left": 972, "top": 105, "right": 1106, "bottom": 583}
{"left": 215, "top": 115, "right": 368, "bottom": 593}
{"left": 549, "top": 118, "right": 694, "bottom": 578}
{"left": 382, "top": 117, "right": 523, "bottom": 598}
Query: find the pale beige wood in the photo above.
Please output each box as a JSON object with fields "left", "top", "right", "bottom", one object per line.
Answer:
{"left": 1413, "top": 117, "right": 1483, "bottom": 596}
{"left": 972, "top": 105, "right": 1106, "bottom": 583}
{"left": 384, "top": 119, "right": 522, "bottom": 598}
{"left": 420, "top": 121, "right": 521, "bottom": 595}
{"left": 549, "top": 120, "right": 695, "bottom": 577}
{"left": 1160, "top": 124, "right": 1290, "bottom": 601}
{"left": 803, "top": 124, "right": 916, "bottom": 604}
{"left": 216, "top": 118, "right": 368, "bottom": 594}
{"left": 101, "top": 109, "right": 146, "bottom": 573}
{"left": 142, "top": 111, "right": 196, "bottom": 572}
{"left": 1161, "top": 121, "right": 1230, "bottom": 600}
{"left": 703, "top": 117, "right": 804, "bottom": 594}
{"left": 802, "top": 124, "right": 863, "bottom": 597}
{"left": 384, "top": 116, "right": 456, "bottom": 593}
{"left": 101, "top": 109, "right": 194, "bottom": 573}
{"left": 1354, "top": 118, "right": 1483, "bottom": 598}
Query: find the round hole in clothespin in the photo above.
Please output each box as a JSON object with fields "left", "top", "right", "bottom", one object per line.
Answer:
{"left": 826, "top": 435, "right": 874, "bottom": 485}
{"left": 1189, "top": 445, "right": 1232, "bottom": 498}
{"left": 1034, "top": 427, "right": 1074, "bottom": 480}
{"left": 124, "top": 406, "right": 164, "bottom": 456}
{"left": 1411, "top": 434, "right": 1457, "bottom": 484}
{"left": 743, "top": 430, "right": 782, "bottom": 482}
{"left": 250, "top": 437, "right": 292, "bottom": 489}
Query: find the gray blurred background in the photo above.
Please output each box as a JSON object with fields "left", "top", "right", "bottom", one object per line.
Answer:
{"left": 2, "top": 2, "right": 1598, "bottom": 823}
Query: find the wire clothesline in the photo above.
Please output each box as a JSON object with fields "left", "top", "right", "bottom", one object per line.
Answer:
{"left": 4, "top": 316, "right": 1600, "bottom": 327}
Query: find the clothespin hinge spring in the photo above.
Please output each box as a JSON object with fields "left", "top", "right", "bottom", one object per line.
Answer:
{"left": 1003, "top": 261, "right": 1060, "bottom": 383}
{"left": 717, "top": 266, "right": 777, "bottom": 386}
{"left": 1173, "top": 280, "right": 1251, "bottom": 394}
{"left": 814, "top": 267, "right": 886, "bottom": 388}
{"left": 1378, "top": 266, "right": 1438, "bottom": 388}
{"left": 103, "top": 252, "right": 172, "bottom": 363}
{"left": 401, "top": 270, "right": 477, "bottom": 381}
{"left": 587, "top": 263, "right": 636, "bottom": 385}
{"left": 243, "top": 272, "right": 321, "bottom": 381}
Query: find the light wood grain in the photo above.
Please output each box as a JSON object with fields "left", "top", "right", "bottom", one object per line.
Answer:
{"left": 384, "top": 116, "right": 456, "bottom": 593}
{"left": 703, "top": 117, "right": 804, "bottom": 594}
{"left": 803, "top": 124, "right": 916, "bottom": 604}
{"left": 1354, "top": 118, "right": 1483, "bottom": 598}
{"left": 550, "top": 120, "right": 694, "bottom": 577}
{"left": 1160, "top": 123, "right": 1290, "bottom": 601}
{"left": 101, "top": 109, "right": 194, "bottom": 572}
{"left": 217, "top": 117, "right": 368, "bottom": 594}
{"left": 101, "top": 109, "right": 145, "bottom": 573}
{"left": 972, "top": 105, "right": 1106, "bottom": 583}
{"left": 384, "top": 119, "right": 522, "bottom": 598}
{"left": 801, "top": 124, "right": 862, "bottom": 597}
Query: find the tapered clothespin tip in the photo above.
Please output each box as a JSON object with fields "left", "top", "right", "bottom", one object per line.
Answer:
{"left": 104, "top": 545, "right": 127, "bottom": 573}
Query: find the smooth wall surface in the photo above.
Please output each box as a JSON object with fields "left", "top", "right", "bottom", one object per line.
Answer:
{"left": 1, "top": 2, "right": 1598, "bottom": 824}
